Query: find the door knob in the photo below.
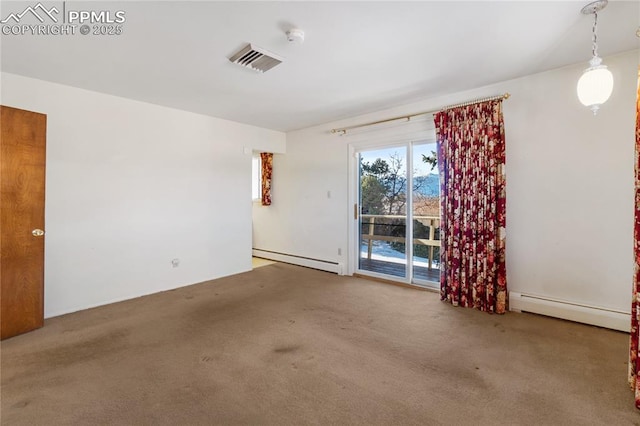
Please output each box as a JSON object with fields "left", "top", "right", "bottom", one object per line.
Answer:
{"left": 32, "top": 229, "right": 45, "bottom": 237}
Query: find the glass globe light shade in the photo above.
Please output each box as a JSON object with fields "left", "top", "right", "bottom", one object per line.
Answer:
{"left": 577, "top": 57, "right": 614, "bottom": 115}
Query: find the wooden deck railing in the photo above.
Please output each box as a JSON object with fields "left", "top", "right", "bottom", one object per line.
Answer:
{"left": 361, "top": 214, "right": 441, "bottom": 269}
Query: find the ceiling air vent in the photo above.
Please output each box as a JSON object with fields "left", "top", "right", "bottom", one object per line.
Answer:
{"left": 229, "top": 44, "right": 283, "bottom": 73}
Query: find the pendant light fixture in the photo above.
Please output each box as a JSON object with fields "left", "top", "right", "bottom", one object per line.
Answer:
{"left": 577, "top": 0, "right": 614, "bottom": 115}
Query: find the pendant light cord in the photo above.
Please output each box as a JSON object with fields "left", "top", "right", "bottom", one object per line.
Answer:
{"left": 592, "top": 11, "right": 599, "bottom": 58}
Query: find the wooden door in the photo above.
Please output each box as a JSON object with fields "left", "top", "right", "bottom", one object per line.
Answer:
{"left": 1, "top": 106, "right": 46, "bottom": 340}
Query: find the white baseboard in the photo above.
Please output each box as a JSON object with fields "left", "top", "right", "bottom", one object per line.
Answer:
{"left": 509, "top": 292, "right": 630, "bottom": 332}
{"left": 252, "top": 249, "right": 343, "bottom": 275}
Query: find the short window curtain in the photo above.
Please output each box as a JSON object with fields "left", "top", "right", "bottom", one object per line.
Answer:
{"left": 434, "top": 99, "right": 507, "bottom": 314}
{"left": 260, "top": 152, "right": 273, "bottom": 206}
{"left": 629, "top": 67, "right": 640, "bottom": 409}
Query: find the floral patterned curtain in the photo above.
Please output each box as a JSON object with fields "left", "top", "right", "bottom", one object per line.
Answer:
{"left": 260, "top": 152, "right": 273, "bottom": 206}
{"left": 629, "top": 69, "right": 640, "bottom": 409}
{"left": 434, "top": 100, "right": 507, "bottom": 314}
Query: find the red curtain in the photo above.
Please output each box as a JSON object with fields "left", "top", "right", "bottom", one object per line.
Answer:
{"left": 629, "top": 69, "right": 640, "bottom": 409}
{"left": 260, "top": 152, "right": 273, "bottom": 206}
{"left": 434, "top": 100, "right": 507, "bottom": 314}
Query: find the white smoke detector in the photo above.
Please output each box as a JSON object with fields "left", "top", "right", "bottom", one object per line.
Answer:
{"left": 286, "top": 28, "right": 305, "bottom": 44}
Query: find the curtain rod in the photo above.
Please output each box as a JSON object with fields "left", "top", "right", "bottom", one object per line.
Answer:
{"left": 330, "top": 92, "right": 510, "bottom": 135}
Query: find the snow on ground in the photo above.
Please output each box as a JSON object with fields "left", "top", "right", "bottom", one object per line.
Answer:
{"left": 360, "top": 241, "right": 440, "bottom": 268}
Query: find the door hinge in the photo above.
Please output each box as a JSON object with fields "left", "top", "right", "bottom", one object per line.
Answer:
{"left": 354, "top": 203, "right": 358, "bottom": 220}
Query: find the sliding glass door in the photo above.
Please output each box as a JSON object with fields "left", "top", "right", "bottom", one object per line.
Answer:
{"left": 357, "top": 142, "right": 440, "bottom": 287}
{"left": 358, "top": 146, "right": 407, "bottom": 278}
{"left": 411, "top": 143, "right": 440, "bottom": 285}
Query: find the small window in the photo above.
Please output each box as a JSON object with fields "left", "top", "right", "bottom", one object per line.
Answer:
{"left": 252, "top": 153, "right": 261, "bottom": 201}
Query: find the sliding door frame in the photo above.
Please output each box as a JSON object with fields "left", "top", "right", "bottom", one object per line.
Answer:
{"left": 347, "top": 136, "right": 438, "bottom": 289}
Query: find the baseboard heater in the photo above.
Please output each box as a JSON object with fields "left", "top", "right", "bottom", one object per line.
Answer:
{"left": 252, "top": 249, "right": 344, "bottom": 275}
{"left": 509, "top": 292, "right": 630, "bottom": 332}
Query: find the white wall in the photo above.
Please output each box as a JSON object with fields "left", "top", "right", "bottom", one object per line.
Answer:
{"left": 1, "top": 72, "right": 285, "bottom": 318}
{"left": 253, "top": 50, "right": 638, "bottom": 316}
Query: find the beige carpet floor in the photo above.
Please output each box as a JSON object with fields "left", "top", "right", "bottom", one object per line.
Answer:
{"left": 1, "top": 263, "right": 637, "bottom": 425}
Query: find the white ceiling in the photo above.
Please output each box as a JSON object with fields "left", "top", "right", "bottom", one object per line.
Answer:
{"left": 1, "top": 1, "right": 639, "bottom": 131}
